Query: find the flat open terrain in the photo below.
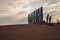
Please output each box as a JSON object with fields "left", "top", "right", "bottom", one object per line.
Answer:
{"left": 0, "top": 24, "right": 60, "bottom": 40}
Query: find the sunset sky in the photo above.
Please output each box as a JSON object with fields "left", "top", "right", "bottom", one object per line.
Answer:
{"left": 0, "top": 0, "right": 60, "bottom": 25}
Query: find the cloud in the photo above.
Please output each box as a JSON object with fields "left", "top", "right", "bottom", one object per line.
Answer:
{"left": 0, "top": 14, "right": 28, "bottom": 25}
{"left": 43, "top": 2, "right": 60, "bottom": 22}
{"left": 0, "top": 16, "right": 12, "bottom": 23}
{"left": 13, "top": 16, "right": 28, "bottom": 24}
{"left": 29, "top": 0, "right": 60, "bottom": 23}
{"left": 0, "top": 0, "right": 60, "bottom": 25}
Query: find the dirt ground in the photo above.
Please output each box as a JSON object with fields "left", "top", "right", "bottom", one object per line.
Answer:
{"left": 0, "top": 24, "right": 60, "bottom": 40}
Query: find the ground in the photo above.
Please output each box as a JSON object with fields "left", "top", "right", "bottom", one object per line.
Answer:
{"left": 0, "top": 24, "right": 60, "bottom": 40}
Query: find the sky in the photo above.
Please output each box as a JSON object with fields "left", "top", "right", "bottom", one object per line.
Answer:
{"left": 0, "top": 0, "right": 60, "bottom": 25}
